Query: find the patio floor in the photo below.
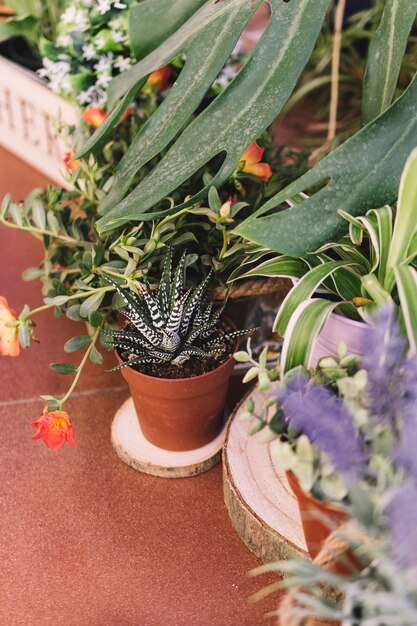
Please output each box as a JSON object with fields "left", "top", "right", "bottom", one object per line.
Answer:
{"left": 0, "top": 147, "right": 280, "bottom": 626}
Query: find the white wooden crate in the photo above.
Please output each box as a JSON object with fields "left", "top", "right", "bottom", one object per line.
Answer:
{"left": 0, "top": 55, "right": 78, "bottom": 185}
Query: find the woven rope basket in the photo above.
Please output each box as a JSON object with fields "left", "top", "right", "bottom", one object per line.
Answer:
{"left": 210, "top": 277, "right": 291, "bottom": 301}
{"left": 277, "top": 521, "right": 371, "bottom": 626}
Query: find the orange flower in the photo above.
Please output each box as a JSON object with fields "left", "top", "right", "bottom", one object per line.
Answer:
{"left": 64, "top": 152, "right": 80, "bottom": 172}
{"left": 147, "top": 66, "right": 171, "bottom": 91}
{"left": 82, "top": 107, "right": 108, "bottom": 127}
{"left": 0, "top": 296, "right": 20, "bottom": 357}
{"left": 31, "top": 410, "right": 77, "bottom": 451}
{"left": 238, "top": 142, "right": 272, "bottom": 182}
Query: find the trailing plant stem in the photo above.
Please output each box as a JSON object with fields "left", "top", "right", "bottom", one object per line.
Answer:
{"left": 22, "top": 286, "right": 115, "bottom": 321}
{"left": 60, "top": 324, "right": 103, "bottom": 406}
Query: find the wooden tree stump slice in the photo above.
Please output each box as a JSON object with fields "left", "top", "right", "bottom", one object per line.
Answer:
{"left": 112, "top": 398, "right": 226, "bottom": 478}
{"left": 223, "top": 388, "right": 308, "bottom": 562}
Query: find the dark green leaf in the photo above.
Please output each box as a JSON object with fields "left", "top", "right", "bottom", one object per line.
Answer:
{"left": 64, "top": 335, "right": 92, "bottom": 353}
{"left": 234, "top": 73, "right": 417, "bottom": 256}
{"left": 50, "top": 363, "right": 78, "bottom": 375}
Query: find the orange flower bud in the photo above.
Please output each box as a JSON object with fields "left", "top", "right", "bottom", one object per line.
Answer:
{"left": 82, "top": 107, "right": 108, "bottom": 127}
{"left": 63, "top": 152, "right": 80, "bottom": 172}
{"left": 0, "top": 296, "right": 20, "bottom": 357}
{"left": 147, "top": 66, "right": 172, "bottom": 91}
{"left": 239, "top": 141, "right": 272, "bottom": 182}
{"left": 31, "top": 410, "right": 77, "bottom": 451}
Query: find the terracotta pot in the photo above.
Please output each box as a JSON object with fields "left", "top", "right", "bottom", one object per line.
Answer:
{"left": 310, "top": 312, "right": 366, "bottom": 368}
{"left": 116, "top": 319, "right": 238, "bottom": 451}
{"left": 286, "top": 470, "right": 349, "bottom": 559}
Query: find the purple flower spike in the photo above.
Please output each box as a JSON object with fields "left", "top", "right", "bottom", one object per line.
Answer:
{"left": 362, "top": 304, "right": 409, "bottom": 428}
{"left": 387, "top": 485, "right": 417, "bottom": 573}
{"left": 277, "top": 376, "right": 366, "bottom": 485}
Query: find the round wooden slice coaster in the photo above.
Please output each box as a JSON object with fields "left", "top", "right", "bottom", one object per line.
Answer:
{"left": 223, "top": 388, "right": 308, "bottom": 562}
{"left": 112, "top": 397, "right": 226, "bottom": 478}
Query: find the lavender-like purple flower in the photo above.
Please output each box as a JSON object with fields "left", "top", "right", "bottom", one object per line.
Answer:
{"left": 361, "top": 304, "right": 415, "bottom": 430}
{"left": 387, "top": 485, "right": 417, "bottom": 573}
{"left": 396, "top": 417, "right": 417, "bottom": 484}
{"left": 277, "top": 376, "right": 366, "bottom": 485}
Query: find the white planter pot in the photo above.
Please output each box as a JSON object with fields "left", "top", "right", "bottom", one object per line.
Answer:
{"left": 0, "top": 55, "right": 78, "bottom": 184}
{"left": 310, "top": 311, "right": 367, "bottom": 367}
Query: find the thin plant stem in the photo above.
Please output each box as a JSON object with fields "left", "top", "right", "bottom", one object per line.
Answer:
{"left": 219, "top": 229, "right": 228, "bottom": 260}
{"left": 327, "top": 0, "right": 346, "bottom": 145}
{"left": 0, "top": 215, "right": 91, "bottom": 248}
{"left": 22, "top": 286, "right": 114, "bottom": 320}
{"left": 60, "top": 324, "right": 102, "bottom": 406}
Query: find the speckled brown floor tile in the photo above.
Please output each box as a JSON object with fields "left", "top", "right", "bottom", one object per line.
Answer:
{"left": 0, "top": 150, "right": 284, "bottom": 624}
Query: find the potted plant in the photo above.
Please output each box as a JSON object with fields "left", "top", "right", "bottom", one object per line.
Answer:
{"left": 236, "top": 300, "right": 417, "bottom": 567}
{"left": 230, "top": 148, "right": 417, "bottom": 371}
{"left": 103, "top": 251, "right": 253, "bottom": 451}
{"left": 252, "top": 305, "right": 417, "bottom": 625}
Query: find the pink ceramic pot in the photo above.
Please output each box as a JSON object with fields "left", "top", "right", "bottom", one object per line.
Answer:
{"left": 310, "top": 312, "right": 366, "bottom": 368}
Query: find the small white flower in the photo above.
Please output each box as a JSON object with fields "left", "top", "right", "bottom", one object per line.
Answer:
{"left": 82, "top": 43, "right": 96, "bottom": 61}
{"left": 114, "top": 56, "right": 132, "bottom": 72}
{"left": 94, "top": 36, "right": 105, "bottom": 51}
{"left": 111, "top": 29, "right": 127, "bottom": 43}
{"left": 94, "top": 53, "right": 114, "bottom": 73}
{"left": 38, "top": 58, "right": 71, "bottom": 95}
{"left": 97, "top": 0, "right": 111, "bottom": 15}
{"left": 114, "top": 1, "right": 127, "bottom": 9}
{"left": 77, "top": 84, "right": 107, "bottom": 106}
{"left": 96, "top": 72, "right": 112, "bottom": 88}
{"left": 56, "top": 34, "right": 72, "bottom": 48}
{"left": 61, "top": 6, "right": 88, "bottom": 31}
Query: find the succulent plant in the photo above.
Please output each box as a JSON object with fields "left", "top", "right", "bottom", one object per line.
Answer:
{"left": 103, "top": 251, "right": 252, "bottom": 371}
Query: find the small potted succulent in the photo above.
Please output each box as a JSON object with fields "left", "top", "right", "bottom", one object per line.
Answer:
{"left": 105, "top": 251, "right": 253, "bottom": 451}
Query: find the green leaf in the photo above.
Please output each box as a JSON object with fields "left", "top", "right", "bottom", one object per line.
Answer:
{"left": 234, "top": 351, "right": 251, "bottom": 363}
{"left": 64, "top": 335, "right": 92, "bottom": 353}
{"left": 0, "top": 15, "right": 38, "bottom": 44}
{"left": 361, "top": 0, "right": 417, "bottom": 125}
{"left": 280, "top": 299, "right": 340, "bottom": 373}
{"left": 274, "top": 260, "right": 355, "bottom": 336}
{"left": 394, "top": 265, "right": 417, "bottom": 354}
{"left": 31, "top": 198, "right": 46, "bottom": 231}
{"left": 97, "top": 0, "right": 262, "bottom": 215}
{"left": 89, "top": 346, "right": 103, "bottom": 365}
{"left": 386, "top": 149, "right": 417, "bottom": 289}
{"left": 22, "top": 267, "right": 43, "bottom": 281}
{"left": 95, "top": 0, "right": 330, "bottom": 232}
{"left": 50, "top": 363, "right": 78, "bottom": 375}
{"left": 231, "top": 255, "right": 308, "bottom": 282}
{"left": 129, "top": 0, "right": 207, "bottom": 59}
{"left": 18, "top": 323, "right": 30, "bottom": 349}
{"left": 79, "top": 291, "right": 105, "bottom": 318}
{"left": 66, "top": 305, "right": 84, "bottom": 321}
{"left": 234, "top": 72, "right": 417, "bottom": 256}
{"left": 43, "top": 295, "right": 69, "bottom": 306}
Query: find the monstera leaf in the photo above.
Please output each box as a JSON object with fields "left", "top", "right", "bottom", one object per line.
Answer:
{"left": 79, "top": 0, "right": 330, "bottom": 234}
{"left": 361, "top": 0, "right": 417, "bottom": 125}
{"left": 129, "top": 0, "right": 208, "bottom": 59}
{"left": 234, "top": 72, "right": 417, "bottom": 256}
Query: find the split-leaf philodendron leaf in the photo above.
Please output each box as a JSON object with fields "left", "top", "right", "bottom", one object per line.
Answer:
{"left": 129, "top": 0, "right": 208, "bottom": 60}
{"left": 85, "top": 0, "right": 330, "bottom": 234}
{"left": 361, "top": 0, "right": 417, "bottom": 126}
{"left": 233, "top": 72, "right": 417, "bottom": 256}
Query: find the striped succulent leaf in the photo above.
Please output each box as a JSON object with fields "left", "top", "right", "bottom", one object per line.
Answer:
{"left": 103, "top": 252, "right": 251, "bottom": 369}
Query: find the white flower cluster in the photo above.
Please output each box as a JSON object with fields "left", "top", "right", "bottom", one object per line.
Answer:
{"left": 38, "top": 0, "right": 134, "bottom": 107}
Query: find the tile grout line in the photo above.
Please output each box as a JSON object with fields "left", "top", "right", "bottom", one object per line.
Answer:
{"left": 0, "top": 384, "right": 128, "bottom": 407}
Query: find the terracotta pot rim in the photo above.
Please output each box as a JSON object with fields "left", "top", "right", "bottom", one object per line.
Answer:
{"left": 286, "top": 470, "right": 347, "bottom": 515}
{"left": 114, "top": 316, "right": 238, "bottom": 384}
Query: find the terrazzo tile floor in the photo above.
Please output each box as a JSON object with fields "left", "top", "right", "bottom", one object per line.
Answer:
{"left": 0, "top": 148, "right": 281, "bottom": 625}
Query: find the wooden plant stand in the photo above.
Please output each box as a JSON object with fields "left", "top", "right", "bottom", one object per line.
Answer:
{"left": 112, "top": 397, "right": 226, "bottom": 478}
{"left": 223, "top": 388, "right": 308, "bottom": 562}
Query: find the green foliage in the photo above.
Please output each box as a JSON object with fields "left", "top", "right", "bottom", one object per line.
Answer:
{"left": 0, "top": 0, "right": 64, "bottom": 46}
{"left": 361, "top": 0, "right": 417, "bottom": 125}
{"left": 103, "top": 250, "right": 252, "bottom": 370}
